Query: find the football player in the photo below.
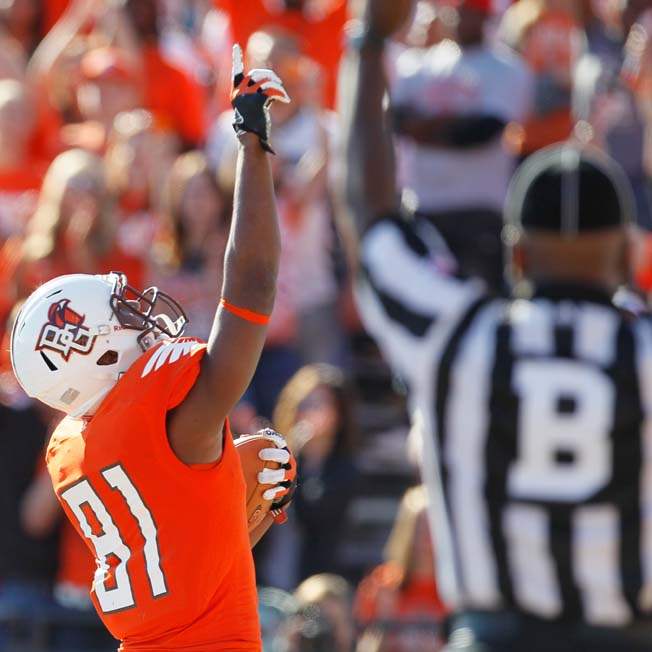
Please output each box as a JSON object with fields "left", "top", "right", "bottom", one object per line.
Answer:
{"left": 9, "top": 46, "right": 296, "bottom": 652}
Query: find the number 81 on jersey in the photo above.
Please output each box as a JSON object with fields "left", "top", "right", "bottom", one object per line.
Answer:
{"left": 61, "top": 464, "right": 167, "bottom": 613}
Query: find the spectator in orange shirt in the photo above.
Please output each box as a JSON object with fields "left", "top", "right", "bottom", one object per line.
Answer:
{"left": 124, "top": 0, "right": 206, "bottom": 147}
{"left": 61, "top": 46, "right": 141, "bottom": 154}
{"left": 215, "top": 0, "right": 348, "bottom": 107}
{"left": 355, "top": 486, "right": 448, "bottom": 652}
{"left": 31, "top": 0, "right": 207, "bottom": 148}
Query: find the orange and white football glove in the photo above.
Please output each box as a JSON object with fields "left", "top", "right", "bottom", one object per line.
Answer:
{"left": 231, "top": 44, "right": 290, "bottom": 154}
{"left": 256, "top": 428, "right": 297, "bottom": 524}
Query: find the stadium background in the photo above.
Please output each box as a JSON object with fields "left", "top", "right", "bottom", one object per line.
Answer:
{"left": 0, "top": 0, "right": 649, "bottom": 649}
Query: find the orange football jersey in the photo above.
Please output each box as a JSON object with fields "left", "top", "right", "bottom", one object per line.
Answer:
{"left": 55, "top": 519, "right": 97, "bottom": 607}
{"left": 46, "top": 338, "right": 261, "bottom": 651}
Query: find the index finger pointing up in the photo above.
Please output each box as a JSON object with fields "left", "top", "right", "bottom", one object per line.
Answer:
{"left": 232, "top": 43, "right": 245, "bottom": 88}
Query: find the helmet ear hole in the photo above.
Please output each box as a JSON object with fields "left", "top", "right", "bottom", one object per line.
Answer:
{"left": 97, "top": 350, "right": 119, "bottom": 366}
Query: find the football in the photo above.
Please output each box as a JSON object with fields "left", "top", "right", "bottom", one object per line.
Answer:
{"left": 235, "top": 434, "right": 282, "bottom": 531}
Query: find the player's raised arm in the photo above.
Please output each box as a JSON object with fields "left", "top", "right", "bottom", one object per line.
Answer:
{"left": 340, "top": 0, "right": 413, "bottom": 238}
{"left": 167, "top": 45, "right": 290, "bottom": 465}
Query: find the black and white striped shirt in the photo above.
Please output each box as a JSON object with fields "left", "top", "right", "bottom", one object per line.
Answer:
{"left": 357, "top": 215, "right": 652, "bottom": 626}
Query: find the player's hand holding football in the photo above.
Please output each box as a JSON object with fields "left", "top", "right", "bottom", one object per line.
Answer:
{"left": 256, "top": 428, "right": 297, "bottom": 524}
{"left": 230, "top": 43, "right": 290, "bottom": 154}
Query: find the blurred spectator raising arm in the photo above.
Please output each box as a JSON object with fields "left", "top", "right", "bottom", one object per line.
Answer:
{"left": 30, "top": 0, "right": 207, "bottom": 148}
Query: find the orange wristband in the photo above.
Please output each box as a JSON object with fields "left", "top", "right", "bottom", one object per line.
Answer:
{"left": 220, "top": 298, "right": 270, "bottom": 325}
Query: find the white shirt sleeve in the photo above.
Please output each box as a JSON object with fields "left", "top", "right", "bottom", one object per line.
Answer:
{"left": 356, "top": 217, "right": 486, "bottom": 383}
{"left": 482, "top": 50, "right": 535, "bottom": 123}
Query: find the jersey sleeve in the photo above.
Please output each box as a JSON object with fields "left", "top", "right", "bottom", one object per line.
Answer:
{"left": 137, "top": 338, "right": 207, "bottom": 411}
{"left": 356, "top": 216, "right": 485, "bottom": 383}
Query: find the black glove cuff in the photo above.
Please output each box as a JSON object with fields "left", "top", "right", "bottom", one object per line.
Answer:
{"left": 232, "top": 93, "right": 275, "bottom": 154}
{"left": 233, "top": 124, "right": 276, "bottom": 154}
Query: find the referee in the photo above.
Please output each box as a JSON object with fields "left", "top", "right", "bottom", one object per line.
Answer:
{"left": 341, "top": 1, "right": 652, "bottom": 650}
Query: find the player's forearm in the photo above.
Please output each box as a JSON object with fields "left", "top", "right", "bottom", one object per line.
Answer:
{"left": 221, "top": 134, "right": 280, "bottom": 314}
{"left": 342, "top": 44, "right": 399, "bottom": 236}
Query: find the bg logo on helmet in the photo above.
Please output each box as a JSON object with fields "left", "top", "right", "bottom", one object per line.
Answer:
{"left": 35, "top": 299, "right": 97, "bottom": 360}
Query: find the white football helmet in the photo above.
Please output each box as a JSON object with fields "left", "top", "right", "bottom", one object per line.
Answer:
{"left": 10, "top": 272, "right": 187, "bottom": 418}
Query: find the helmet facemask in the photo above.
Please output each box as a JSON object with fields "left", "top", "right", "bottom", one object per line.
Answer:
{"left": 109, "top": 272, "right": 188, "bottom": 351}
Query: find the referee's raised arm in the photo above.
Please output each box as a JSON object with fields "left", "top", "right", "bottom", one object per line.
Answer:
{"left": 340, "top": 0, "right": 413, "bottom": 238}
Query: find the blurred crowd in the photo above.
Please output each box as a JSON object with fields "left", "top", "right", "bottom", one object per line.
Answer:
{"left": 3, "top": 0, "right": 652, "bottom": 650}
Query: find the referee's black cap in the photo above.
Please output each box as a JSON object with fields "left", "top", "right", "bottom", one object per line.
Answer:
{"left": 504, "top": 143, "right": 636, "bottom": 235}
